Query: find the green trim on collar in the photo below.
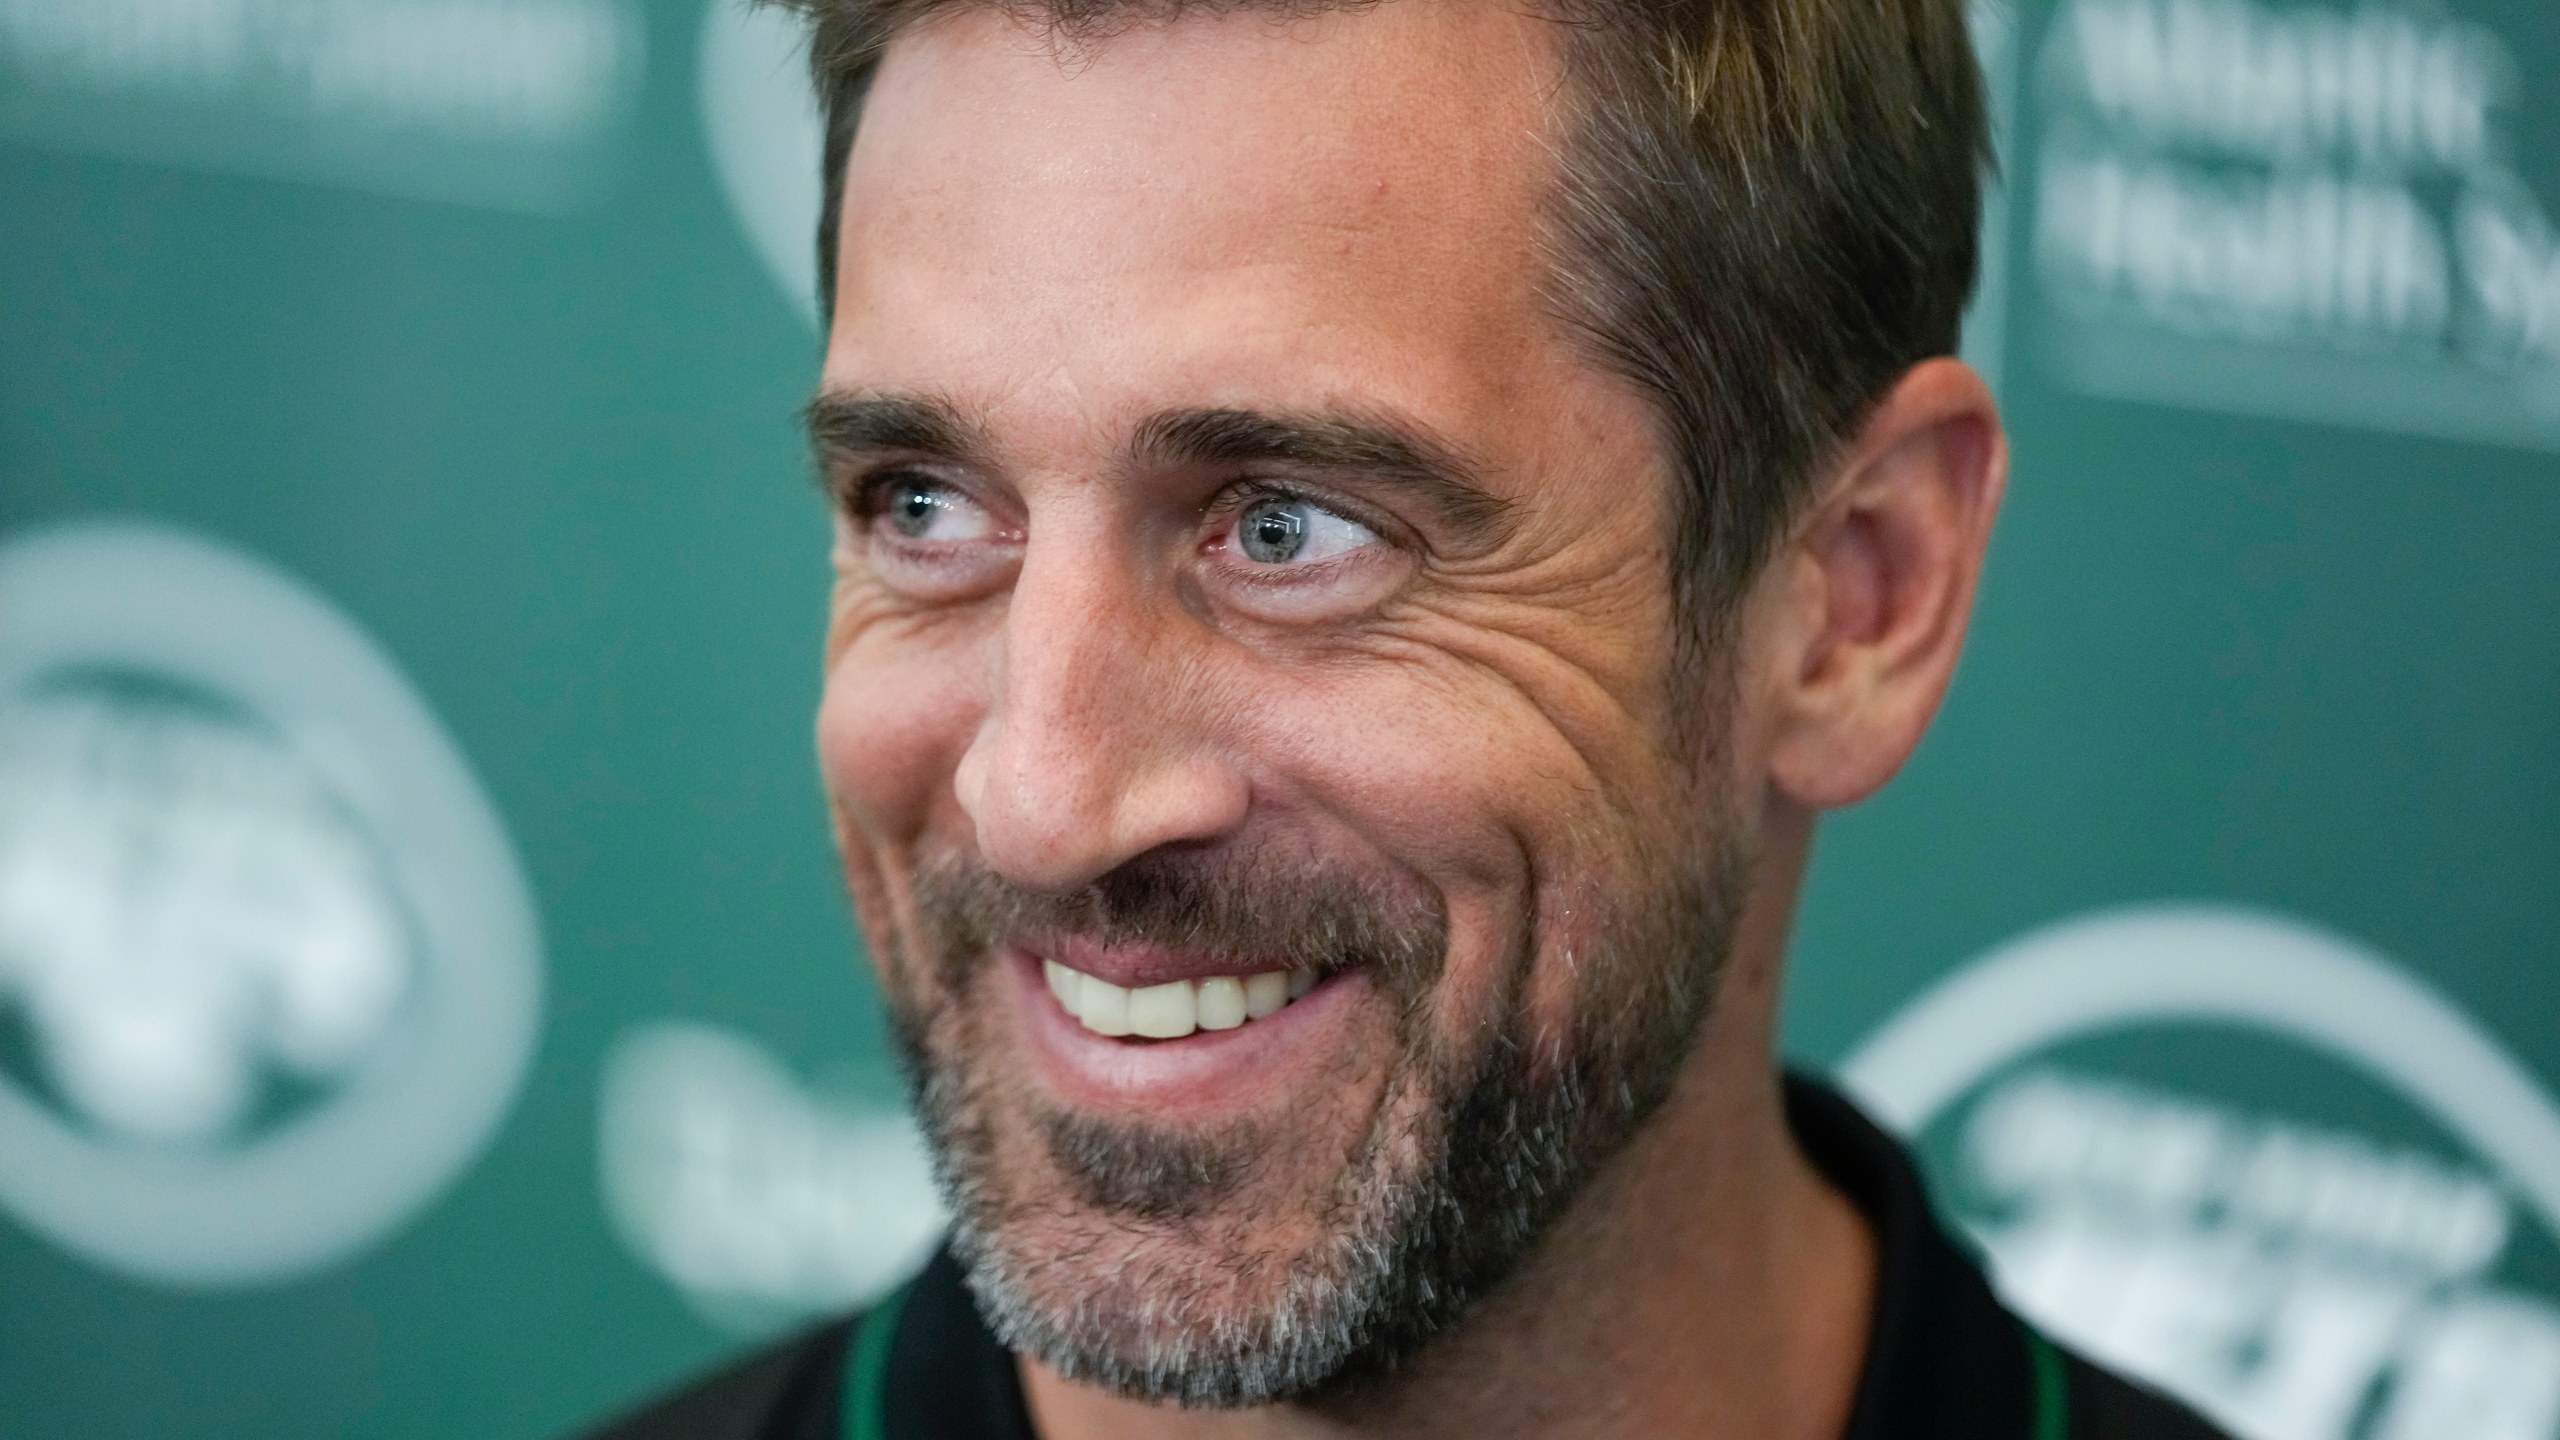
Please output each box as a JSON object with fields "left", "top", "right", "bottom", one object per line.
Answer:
{"left": 2027, "top": 1329, "right": 2071, "bottom": 1440}
{"left": 843, "top": 1280, "right": 916, "bottom": 1440}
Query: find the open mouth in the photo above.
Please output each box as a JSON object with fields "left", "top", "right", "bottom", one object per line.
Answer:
{"left": 1042, "top": 959, "right": 1321, "bottom": 1041}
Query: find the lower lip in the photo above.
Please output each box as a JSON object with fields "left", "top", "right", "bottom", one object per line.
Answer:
{"left": 1006, "top": 948, "right": 1368, "bottom": 1116}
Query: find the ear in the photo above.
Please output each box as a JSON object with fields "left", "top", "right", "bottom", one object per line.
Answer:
{"left": 1758, "top": 357, "right": 2007, "bottom": 809}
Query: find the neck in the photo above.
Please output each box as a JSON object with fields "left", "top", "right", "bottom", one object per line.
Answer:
{"left": 1018, "top": 807, "right": 1876, "bottom": 1440}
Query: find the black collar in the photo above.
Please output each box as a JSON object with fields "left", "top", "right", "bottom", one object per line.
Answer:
{"left": 1783, "top": 1076, "right": 2043, "bottom": 1440}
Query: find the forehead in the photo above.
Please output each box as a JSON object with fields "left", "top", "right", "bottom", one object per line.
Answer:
{"left": 827, "top": 0, "right": 1584, "bottom": 444}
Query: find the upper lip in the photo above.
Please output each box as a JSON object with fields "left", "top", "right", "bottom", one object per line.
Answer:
{"left": 1014, "top": 937, "right": 1305, "bottom": 990}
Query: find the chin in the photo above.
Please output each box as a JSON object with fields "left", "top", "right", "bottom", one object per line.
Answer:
{"left": 876, "top": 832, "right": 1745, "bottom": 1406}
{"left": 942, "top": 1143, "right": 1440, "bottom": 1408}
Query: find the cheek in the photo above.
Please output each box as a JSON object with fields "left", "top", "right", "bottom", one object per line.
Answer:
{"left": 1242, "top": 650, "right": 1686, "bottom": 1047}
{"left": 1256, "top": 619, "right": 1667, "bottom": 873}
{"left": 1254, "top": 663, "right": 1613, "bottom": 942}
{"left": 816, "top": 621, "right": 989, "bottom": 851}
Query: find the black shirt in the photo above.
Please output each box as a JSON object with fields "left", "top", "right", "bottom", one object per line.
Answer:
{"left": 580, "top": 1076, "right": 2234, "bottom": 1440}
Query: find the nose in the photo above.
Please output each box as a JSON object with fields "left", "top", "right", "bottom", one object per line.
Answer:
{"left": 953, "top": 530, "right": 1249, "bottom": 893}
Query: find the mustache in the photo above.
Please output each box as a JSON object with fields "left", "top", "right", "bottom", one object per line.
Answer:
{"left": 909, "top": 842, "right": 1450, "bottom": 986}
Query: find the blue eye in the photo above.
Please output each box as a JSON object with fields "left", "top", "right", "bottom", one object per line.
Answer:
{"left": 1234, "top": 498, "right": 1376, "bottom": 566}
{"left": 1241, "top": 500, "right": 1307, "bottom": 562}
{"left": 877, "top": 477, "right": 991, "bottom": 542}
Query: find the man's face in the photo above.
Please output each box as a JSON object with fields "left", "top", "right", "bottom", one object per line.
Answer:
{"left": 815, "top": 0, "right": 1759, "bottom": 1403}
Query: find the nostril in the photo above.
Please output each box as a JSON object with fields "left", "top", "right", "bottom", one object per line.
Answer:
{"left": 950, "top": 721, "right": 997, "bottom": 825}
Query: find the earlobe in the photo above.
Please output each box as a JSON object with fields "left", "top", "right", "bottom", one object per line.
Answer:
{"left": 1763, "top": 358, "right": 2006, "bottom": 810}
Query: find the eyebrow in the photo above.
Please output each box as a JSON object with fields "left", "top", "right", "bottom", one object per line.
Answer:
{"left": 803, "top": 391, "right": 987, "bottom": 474}
{"left": 1134, "top": 406, "right": 1514, "bottom": 542}
{"left": 803, "top": 390, "right": 1515, "bottom": 544}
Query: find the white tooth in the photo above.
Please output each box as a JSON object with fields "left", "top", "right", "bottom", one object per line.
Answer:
{"left": 1287, "top": 969, "right": 1317, "bottom": 1000}
{"left": 1128, "top": 981, "right": 1198, "bottom": 1039}
{"left": 1243, "top": 970, "right": 1289, "bottom": 1019}
{"left": 1043, "top": 960, "right": 1079, "bottom": 1010}
{"left": 1195, "top": 976, "right": 1247, "bottom": 1030}
{"left": 1078, "top": 977, "right": 1134, "bottom": 1037}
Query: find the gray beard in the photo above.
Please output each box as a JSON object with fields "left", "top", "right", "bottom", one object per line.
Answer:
{"left": 885, "top": 822, "right": 1753, "bottom": 1408}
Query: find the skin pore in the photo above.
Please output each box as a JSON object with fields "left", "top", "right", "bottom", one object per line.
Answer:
{"left": 809, "top": 2, "right": 2007, "bottom": 1438}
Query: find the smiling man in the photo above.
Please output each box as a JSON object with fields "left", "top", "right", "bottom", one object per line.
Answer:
{"left": 587, "top": 1, "right": 2235, "bottom": 1438}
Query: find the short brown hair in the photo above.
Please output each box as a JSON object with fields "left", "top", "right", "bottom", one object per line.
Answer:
{"left": 776, "top": 0, "right": 1988, "bottom": 653}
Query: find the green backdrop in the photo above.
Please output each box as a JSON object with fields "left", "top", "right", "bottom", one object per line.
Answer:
{"left": 2, "top": 1, "right": 2556, "bottom": 1437}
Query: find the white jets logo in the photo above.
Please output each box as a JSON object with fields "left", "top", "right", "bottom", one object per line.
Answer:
{"left": 1846, "top": 905, "right": 2560, "bottom": 1440}
{"left": 0, "top": 682, "right": 412, "bottom": 1146}
{"left": 0, "top": 522, "right": 542, "bottom": 1288}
